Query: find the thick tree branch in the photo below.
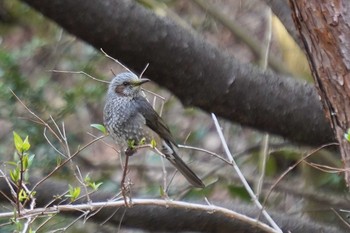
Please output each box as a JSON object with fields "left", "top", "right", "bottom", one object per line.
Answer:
{"left": 0, "top": 177, "right": 343, "bottom": 233}
{"left": 20, "top": 0, "right": 335, "bottom": 146}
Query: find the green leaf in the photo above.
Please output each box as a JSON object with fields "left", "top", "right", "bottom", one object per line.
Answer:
{"left": 22, "top": 136, "right": 30, "bottom": 152}
{"left": 84, "top": 174, "right": 103, "bottom": 190}
{"left": 10, "top": 168, "right": 19, "bottom": 182}
{"left": 127, "top": 139, "right": 135, "bottom": 149}
{"left": 150, "top": 139, "right": 157, "bottom": 148}
{"left": 18, "top": 189, "right": 28, "bottom": 202}
{"left": 13, "top": 131, "right": 24, "bottom": 154}
{"left": 28, "top": 154, "right": 35, "bottom": 167}
{"left": 15, "top": 218, "right": 22, "bottom": 231}
{"left": 65, "top": 185, "right": 81, "bottom": 202}
{"left": 139, "top": 137, "right": 146, "bottom": 145}
{"left": 91, "top": 124, "right": 107, "bottom": 134}
{"left": 84, "top": 174, "right": 91, "bottom": 183}
{"left": 90, "top": 182, "right": 103, "bottom": 191}
{"left": 345, "top": 129, "right": 350, "bottom": 142}
{"left": 73, "top": 187, "right": 80, "bottom": 198}
{"left": 6, "top": 161, "right": 18, "bottom": 167}
{"left": 227, "top": 185, "right": 251, "bottom": 202}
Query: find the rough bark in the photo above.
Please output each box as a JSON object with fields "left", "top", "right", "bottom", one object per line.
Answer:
{"left": 20, "top": 0, "right": 335, "bottom": 147}
{"left": 0, "top": 177, "right": 343, "bottom": 233}
{"left": 289, "top": 0, "right": 350, "bottom": 185}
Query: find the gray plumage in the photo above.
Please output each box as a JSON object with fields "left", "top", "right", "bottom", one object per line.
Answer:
{"left": 103, "top": 72, "right": 204, "bottom": 188}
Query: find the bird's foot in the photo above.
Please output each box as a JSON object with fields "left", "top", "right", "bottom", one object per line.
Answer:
{"left": 125, "top": 147, "right": 136, "bottom": 156}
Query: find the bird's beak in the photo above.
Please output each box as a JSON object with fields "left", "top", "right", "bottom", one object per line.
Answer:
{"left": 132, "top": 78, "right": 150, "bottom": 86}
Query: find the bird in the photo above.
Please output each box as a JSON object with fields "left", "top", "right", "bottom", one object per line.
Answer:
{"left": 103, "top": 72, "right": 205, "bottom": 188}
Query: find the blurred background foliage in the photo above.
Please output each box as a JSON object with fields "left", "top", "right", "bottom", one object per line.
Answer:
{"left": 0, "top": 0, "right": 348, "bottom": 232}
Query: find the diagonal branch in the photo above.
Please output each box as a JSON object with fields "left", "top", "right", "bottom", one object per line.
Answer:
{"left": 20, "top": 0, "right": 334, "bottom": 146}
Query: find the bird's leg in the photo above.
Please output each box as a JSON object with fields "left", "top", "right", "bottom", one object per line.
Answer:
{"left": 121, "top": 142, "right": 138, "bottom": 206}
{"left": 121, "top": 150, "right": 133, "bottom": 207}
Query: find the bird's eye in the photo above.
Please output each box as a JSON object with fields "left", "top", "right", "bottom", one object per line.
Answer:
{"left": 122, "top": 81, "right": 129, "bottom": 86}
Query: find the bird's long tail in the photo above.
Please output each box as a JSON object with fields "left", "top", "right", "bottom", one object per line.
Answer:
{"left": 162, "top": 141, "right": 205, "bottom": 188}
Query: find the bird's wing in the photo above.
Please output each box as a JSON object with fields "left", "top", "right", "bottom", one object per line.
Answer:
{"left": 134, "top": 96, "right": 178, "bottom": 146}
{"left": 134, "top": 96, "right": 205, "bottom": 188}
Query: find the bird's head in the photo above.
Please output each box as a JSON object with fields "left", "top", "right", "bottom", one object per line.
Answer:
{"left": 108, "top": 72, "right": 150, "bottom": 97}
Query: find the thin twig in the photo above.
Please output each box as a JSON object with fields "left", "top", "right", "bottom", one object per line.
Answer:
{"left": 331, "top": 208, "right": 350, "bottom": 229}
{"left": 100, "top": 48, "right": 132, "bottom": 73}
{"left": 49, "top": 70, "right": 110, "bottom": 84}
{"left": 85, "top": 194, "right": 123, "bottom": 223}
{"left": 142, "top": 88, "right": 166, "bottom": 101}
{"left": 34, "top": 214, "right": 57, "bottom": 232}
{"left": 262, "top": 142, "right": 339, "bottom": 208}
{"left": 211, "top": 113, "right": 282, "bottom": 233}
{"left": 75, "top": 166, "right": 91, "bottom": 203}
{"left": 10, "top": 90, "right": 61, "bottom": 141}
{"left": 61, "top": 121, "right": 70, "bottom": 155}
{"left": 139, "top": 63, "right": 149, "bottom": 78}
{"left": 178, "top": 144, "right": 231, "bottom": 164}
{"left": 21, "top": 211, "right": 32, "bottom": 233}
{"left": 100, "top": 206, "right": 122, "bottom": 226}
{"left": 234, "top": 142, "right": 292, "bottom": 159}
{"left": 116, "top": 208, "right": 127, "bottom": 232}
{"left": 303, "top": 161, "right": 342, "bottom": 173}
{"left": 16, "top": 149, "right": 25, "bottom": 216}
{"left": 31, "top": 135, "right": 106, "bottom": 192}
{"left": 49, "top": 212, "right": 87, "bottom": 233}
{"left": 261, "top": 8, "right": 272, "bottom": 69}
{"left": 257, "top": 8, "right": 272, "bottom": 197}
{"left": 50, "top": 116, "right": 64, "bottom": 140}
{"left": 121, "top": 152, "right": 131, "bottom": 206}
{"left": 160, "top": 155, "right": 170, "bottom": 194}
{"left": 257, "top": 133, "right": 269, "bottom": 197}
{"left": 43, "top": 127, "right": 66, "bottom": 158}
{"left": 0, "top": 170, "right": 17, "bottom": 202}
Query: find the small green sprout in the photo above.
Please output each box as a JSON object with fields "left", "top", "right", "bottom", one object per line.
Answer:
{"left": 91, "top": 123, "right": 107, "bottom": 135}
{"left": 65, "top": 185, "right": 81, "bottom": 202}
{"left": 13, "top": 131, "right": 30, "bottom": 154}
{"left": 84, "top": 174, "right": 103, "bottom": 191}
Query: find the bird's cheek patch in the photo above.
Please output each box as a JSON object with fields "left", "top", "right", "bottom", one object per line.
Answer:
{"left": 115, "top": 85, "right": 126, "bottom": 96}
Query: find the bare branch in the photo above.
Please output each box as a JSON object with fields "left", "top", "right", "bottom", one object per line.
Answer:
{"left": 212, "top": 113, "right": 282, "bottom": 233}
{"left": 49, "top": 69, "right": 110, "bottom": 84}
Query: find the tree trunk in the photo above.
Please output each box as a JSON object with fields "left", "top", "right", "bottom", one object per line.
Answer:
{"left": 289, "top": 0, "right": 350, "bottom": 185}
